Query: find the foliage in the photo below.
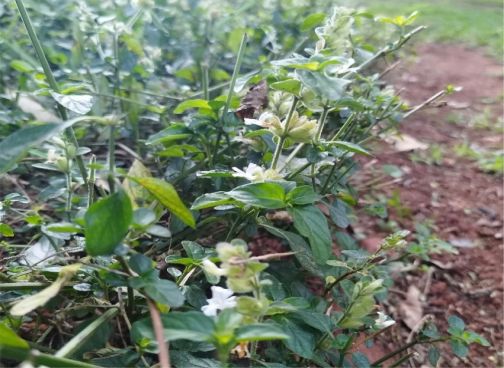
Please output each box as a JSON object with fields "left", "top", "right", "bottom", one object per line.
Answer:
{"left": 0, "top": 0, "right": 490, "bottom": 367}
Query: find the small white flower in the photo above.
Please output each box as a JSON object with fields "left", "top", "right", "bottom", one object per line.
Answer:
{"left": 232, "top": 163, "right": 282, "bottom": 182}
{"left": 374, "top": 312, "right": 396, "bottom": 329}
{"left": 201, "top": 286, "right": 236, "bottom": 317}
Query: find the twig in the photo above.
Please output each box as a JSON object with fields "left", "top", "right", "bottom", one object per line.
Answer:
{"left": 147, "top": 299, "right": 171, "bottom": 368}
{"left": 403, "top": 89, "right": 446, "bottom": 119}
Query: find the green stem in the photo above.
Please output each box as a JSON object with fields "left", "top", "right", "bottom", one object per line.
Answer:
{"left": 315, "top": 106, "right": 330, "bottom": 142}
{"left": 270, "top": 97, "right": 298, "bottom": 170}
{"left": 55, "top": 308, "right": 119, "bottom": 358}
{"left": 201, "top": 62, "right": 209, "bottom": 100}
{"left": 14, "top": 0, "right": 88, "bottom": 185}
{"left": 108, "top": 126, "right": 116, "bottom": 193}
{"left": 330, "top": 113, "right": 355, "bottom": 141}
{"left": 87, "top": 155, "right": 96, "bottom": 207}
{"left": 0, "top": 346, "right": 99, "bottom": 368}
{"left": 210, "top": 33, "right": 248, "bottom": 167}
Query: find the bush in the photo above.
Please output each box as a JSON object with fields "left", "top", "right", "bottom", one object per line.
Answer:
{"left": 0, "top": 1, "right": 488, "bottom": 367}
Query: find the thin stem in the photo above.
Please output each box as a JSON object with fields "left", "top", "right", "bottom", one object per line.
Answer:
{"left": 14, "top": 0, "right": 88, "bottom": 185}
{"left": 201, "top": 63, "right": 209, "bottom": 100}
{"left": 0, "top": 347, "right": 98, "bottom": 368}
{"left": 108, "top": 126, "right": 116, "bottom": 193}
{"left": 87, "top": 155, "right": 96, "bottom": 207}
{"left": 315, "top": 106, "right": 330, "bottom": 142}
{"left": 270, "top": 97, "right": 299, "bottom": 170}
{"left": 403, "top": 89, "right": 446, "bottom": 119}
{"left": 371, "top": 338, "right": 447, "bottom": 366}
{"left": 55, "top": 308, "right": 119, "bottom": 358}
{"left": 331, "top": 113, "right": 355, "bottom": 141}
{"left": 210, "top": 33, "right": 248, "bottom": 167}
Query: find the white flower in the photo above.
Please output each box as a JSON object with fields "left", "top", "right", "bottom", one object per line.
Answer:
{"left": 201, "top": 286, "right": 236, "bottom": 317}
{"left": 374, "top": 312, "right": 396, "bottom": 329}
{"left": 232, "top": 163, "right": 283, "bottom": 182}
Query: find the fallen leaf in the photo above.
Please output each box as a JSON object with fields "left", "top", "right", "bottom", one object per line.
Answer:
{"left": 399, "top": 285, "right": 423, "bottom": 330}
{"left": 385, "top": 133, "right": 428, "bottom": 152}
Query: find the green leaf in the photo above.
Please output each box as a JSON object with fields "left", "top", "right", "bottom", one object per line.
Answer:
{"left": 301, "top": 13, "right": 326, "bottom": 32}
{"left": 286, "top": 186, "right": 320, "bottom": 205}
{"left": 327, "top": 200, "right": 350, "bottom": 228}
{"left": 448, "top": 315, "right": 465, "bottom": 332}
{"left": 227, "top": 182, "right": 286, "bottom": 209}
{"left": 351, "top": 352, "right": 370, "bottom": 368}
{"left": 276, "top": 316, "right": 315, "bottom": 359}
{"left": 297, "top": 70, "right": 350, "bottom": 101}
{"left": 0, "top": 223, "right": 14, "bottom": 237}
{"left": 327, "top": 140, "right": 371, "bottom": 156}
{"left": 130, "top": 177, "right": 195, "bottom": 228}
{"left": 428, "top": 346, "right": 440, "bottom": 366}
{"left": 49, "top": 91, "right": 94, "bottom": 115}
{"left": 270, "top": 79, "right": 301, "bottom": 96}
{"left": 0, "top": 323, "right": 29, "bottom": 349}
{"left": 235, "top": 324, "right": 289, "bottom": 342}
{"left": 0, "top": 118, "right": 82, "bottom": 174}
{"left": 191, "top": 192, "right": 236, "bottom": 210}
{"left": 143, "top": 279, "right": 185, "bottom": 308}
{"left": 259, "top": 222, "right": 323, "bottom": 277}
{"left": 174, "top": 99, "right": 211, "bottom": 114}
{"left": 288, "top": 205, "right": 332, "bottom": 264}
{"left": 84, "top": 190, "right": 133, "bottom": 256}
{"left": 292, "top": 310, "right": 333, "bottom": 335}
{"left": 146, "top": 124, "right": 191, "bottom": 145}
{"left": 10, "top": 60, "right": 34, "bottom": 73}
{"left": 132, "top": 312, "right": 214, "bottom": 344}
{"left": 170, "top": 351, "right": 221, "bottom": 368}
{"left": 450, "top": 339, "right": 469, "bottom": 358}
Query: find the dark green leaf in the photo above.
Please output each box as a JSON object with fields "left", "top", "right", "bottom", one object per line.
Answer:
{"left": 428, "top": 346, "right": 440, "bottom": 366}
{"left": 297, "top": 70, "right": 350, "bottom": 101}
{"left": 289, "top": 205, "right": 332, "bottom": 264}
{"left": 286, "top": 186, "right": 320, "bottom": 205}
{"left": 228, "top": 182, "right": 286, "bottom": 209}
{"left": 144, "top": 279, "right": 185, "bottom": 308}
{"left": 448, "top": 315, "right": 465, "bottom": 331}
{"left": 132, "top": 312, "right": 213, "bottom": 344}
{"left": 450, "top": 339, "right": 469, "bottom": 358}
{"left": 170, "top": 351, "right": 220, "bottom": 368}
{"left": 0, "top": 118, "right": 81, "bottom": 174}
{"left": 351, "top": 352, "right": 370, "bottom": 368}
{"left": 259, "top": 222, "right": 323, "bottom": 277}
{"left": 328, "top": 200, "right": 350, "bottom": 228}
{"left": 292, "top": 310, "right": 333, "bottom": 335}
{"left": 235, "top": 323, "right": 289, "bottom": 342}
{"left": 276, "top": 317, "right": 315, "bottom": 359}
{"left": 146, "top": 125, "right": 191, "bottom": 145}
{"left": 84, "top": 190, "right": 133, "bottom": 256}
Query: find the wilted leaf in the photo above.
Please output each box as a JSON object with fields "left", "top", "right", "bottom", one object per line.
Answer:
{"left": 50, "top": 91, "right": 95, "bottom": 115}
{"left": 10, "top": 264, "right": 81, "bottom": 316}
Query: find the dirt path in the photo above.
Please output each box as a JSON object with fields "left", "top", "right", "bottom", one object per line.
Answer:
{"left": 355, "top": 44, "right": 503, "bottom": 367}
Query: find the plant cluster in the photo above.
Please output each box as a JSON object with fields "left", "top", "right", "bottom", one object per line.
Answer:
{"left": 0, "top": 1, "right": 489, "bottom": 367}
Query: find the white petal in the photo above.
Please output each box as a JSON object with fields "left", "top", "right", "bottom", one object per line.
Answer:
{"left": 201, "top": 304, "right": 218, "bottom": 316}
{"left": 211, "top": 286, "right": 234, "bottom": 300}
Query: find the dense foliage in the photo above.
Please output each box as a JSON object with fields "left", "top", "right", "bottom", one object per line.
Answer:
{"left": 0, "top": 1, "right": 490, "bottom": 367}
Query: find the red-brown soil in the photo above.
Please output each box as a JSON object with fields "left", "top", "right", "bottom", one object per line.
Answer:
{"left": 355, "top": 44, "right": 503, "bottom": 367}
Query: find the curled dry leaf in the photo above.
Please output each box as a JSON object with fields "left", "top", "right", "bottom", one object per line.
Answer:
{"left": 398, "top": 285, "right": 423, "bottom": 330}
